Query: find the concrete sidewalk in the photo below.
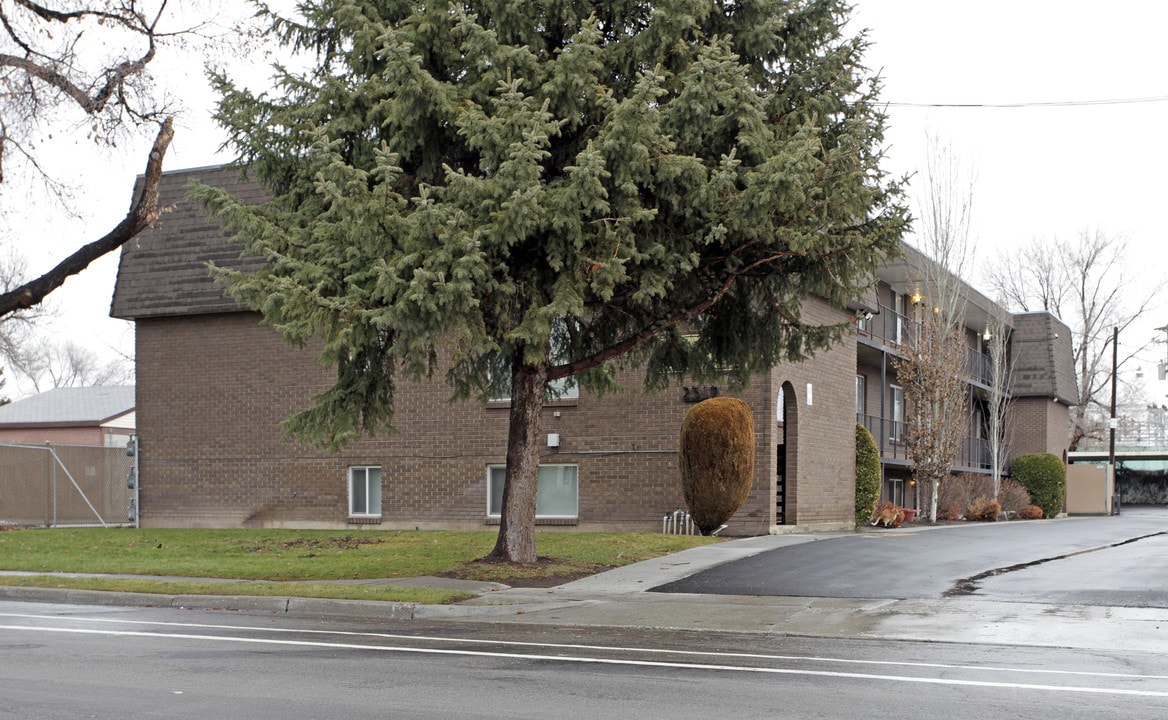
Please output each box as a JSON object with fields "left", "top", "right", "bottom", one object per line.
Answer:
{"left": 3, "top": 530, "right": 1167, "bottom": 653}
{"left": 414, "top": 532, "right": 1168, "bottom": 654}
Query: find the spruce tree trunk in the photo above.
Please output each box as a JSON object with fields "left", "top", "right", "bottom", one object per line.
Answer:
{"left": 488, "top": 360, "right": 548, "bottom": 563}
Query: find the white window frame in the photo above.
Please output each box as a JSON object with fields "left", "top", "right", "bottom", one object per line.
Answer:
{"left": 487, "top": 464, "right": 579, "bottom": 519}
{"left": 488, "top": 319, "right": 579, "bottom": 402}
{"left": 489, "top": 375, "right": 579, "bottom": 402}
{"left": 893, "top": 291, "right": 907, "bottom": 344}
{"left": 348, "top": 466, "right": 382, "bottom": 517}
{"left": 890, "top": 385, "right": 905, "bottom": 441}
{"left": 855, "top": 374, "right": 867, "bottom": 418}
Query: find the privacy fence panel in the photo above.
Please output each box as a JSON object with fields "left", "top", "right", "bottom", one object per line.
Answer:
{"left": 0, "top": 444, "right": 136, "bottom": 528}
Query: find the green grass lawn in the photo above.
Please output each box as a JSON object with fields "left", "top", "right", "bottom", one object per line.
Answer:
{"left": 0, "top": 527, "right": 719, "bottom": 604}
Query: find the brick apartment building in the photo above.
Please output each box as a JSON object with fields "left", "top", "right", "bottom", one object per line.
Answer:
{"left": 111, "top": 167, "right": 1076, "bottom": 534}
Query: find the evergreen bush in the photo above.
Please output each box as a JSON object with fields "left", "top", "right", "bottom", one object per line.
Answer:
{"left": 679, "top": 398, "right": 756, "bottom": 535}
{"left": 1010, "top": 453, "right": 1065, "bottom": 519}
{"left": 855, "top": 424, "right": 882, "bottom": 528}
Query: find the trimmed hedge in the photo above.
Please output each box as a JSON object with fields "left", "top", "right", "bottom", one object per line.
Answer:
{"left": 855, "top": 424, "right": 881, "bottom": 527}
{"left": 679, "top": 397, "right": 756, "bottom": 535}
{"left": 1010, "top": 453, "right": 1065, "bottom": 519}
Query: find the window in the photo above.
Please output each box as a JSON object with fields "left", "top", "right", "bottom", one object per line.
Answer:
{"left": 888, "top": 477, "right": 905, "bottom": 507}
{"left": 349, "top": 466, "right": 382, "bottom": 516}
{"left": 890, "top": 385, "right": 905, "bottom": 441}
{"left": 489, "top": 374, "right": 579, "bottom": 402}
{"left": 893, "top": 291, "right": 907, "bottom": 344}
{"left": 488, "top": 464, "right": 578, "bottom": 518}
{"left": 855, "top": 375, "right": 867, "bottom": 418}
{"left": 488, "top": 318, "right": 580, "bottom": 402}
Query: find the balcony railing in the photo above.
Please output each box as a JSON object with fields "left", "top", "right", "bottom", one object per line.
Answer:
{"left": 859, "top": 304, "right": 999, "bottom": 390}
{"left": 857, "top": 304, "right": 914, "bottom": 348}
{"left": 965, "top": 346, "right": 991, "bottom": 386}
{"left": 859, "top": 413, "right": 999, "bottom": 472}
{"left": 858, "top": 413, "right": 910, "bottom": 463}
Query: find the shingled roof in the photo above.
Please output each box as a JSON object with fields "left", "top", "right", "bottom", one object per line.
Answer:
{"left": 110, "top": 165, "right": 267, "bottom": 320}
{"left": 0, "top": 386, "right": 135, "bottom": 428}
{"left": 1009, "top": 312, "right": 1079, "bottom": 405}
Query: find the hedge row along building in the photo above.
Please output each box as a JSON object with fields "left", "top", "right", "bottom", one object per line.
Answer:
{"left": 111, "top": 167, "right": 1077, "bottom": 533}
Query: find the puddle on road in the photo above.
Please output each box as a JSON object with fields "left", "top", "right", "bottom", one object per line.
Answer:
{"left": 943, "top": 530, "right": 1168, "bottom": 597}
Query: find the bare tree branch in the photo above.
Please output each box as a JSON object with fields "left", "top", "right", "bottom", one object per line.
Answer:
{"left": 987, "top": 230, "right": 1163, "bottom": 450}
{"left": 0, "top": 116, "right": 173, "bottom": 317}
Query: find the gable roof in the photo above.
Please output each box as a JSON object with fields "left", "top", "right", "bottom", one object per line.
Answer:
{"left": 0, "top": 386, "right": 136, "bottom": 428}
{"left": 110, "top": 165, "right": 266, "bottom": 320}
{"left": 1009, "top": 312, "right": 1079, "bottom": 404}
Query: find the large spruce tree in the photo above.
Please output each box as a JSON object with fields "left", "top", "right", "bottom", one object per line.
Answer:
{"left": 195, "top": 0, "right": 907, "bottom": 562}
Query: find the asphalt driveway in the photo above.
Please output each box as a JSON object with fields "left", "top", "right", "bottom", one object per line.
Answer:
{"left": 653, "top": 505, "right": 1168, "bottom": 608}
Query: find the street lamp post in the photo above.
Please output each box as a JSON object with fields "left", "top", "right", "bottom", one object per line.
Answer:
{"left": 1156, "top": 324, "right": 1168, "bottom": 382}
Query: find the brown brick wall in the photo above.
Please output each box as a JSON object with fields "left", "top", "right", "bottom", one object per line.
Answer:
{"left": 0, "top": 428, "right": 108, "bottom": 446}
{"left": 1007, "top": 397, "right": 1071, "bottom": 463}
{"left": 772, "top": 298, "right": 857, "bottom": 527}
{"left": 136, "top": 313, "right": 788, "bottom": 533}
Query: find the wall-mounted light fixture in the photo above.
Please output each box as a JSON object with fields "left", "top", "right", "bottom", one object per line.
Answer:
{"left": 983, "top": 328, "right": 992, "bottom": 341}
{"left": 911, "top": 291, "right": 922, "bottom": 305}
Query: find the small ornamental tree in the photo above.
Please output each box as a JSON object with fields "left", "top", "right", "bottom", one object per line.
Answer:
{"left": 855, "top": 423, "right": 881, "bottom": 526}
{"left": 1010, "top": 453, "right": 1065, "bottom": 520}
{"left": 195, "top": 0, "right": 907, "bottom": 562}
{"left": 679, "top": 397, "right": 755, "bottom": 534}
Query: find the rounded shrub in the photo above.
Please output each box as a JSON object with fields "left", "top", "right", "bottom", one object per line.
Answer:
{"left": 1010, "top": 453, "right": 1065, "bottom": 520}
{"left": 937, "top": 499, "right": 962, "bottom": 521}
{"left": 855, "top": 424, "right": 881, "bottom": 528}
{"left": 679, "top": 397, "right": 756, "bottom": 535}
{"left": 1019, "top": 504, "right": 1044, "bottom": 520}
{"left": 966, "top": 497, "right": 1002, "bottom": 522}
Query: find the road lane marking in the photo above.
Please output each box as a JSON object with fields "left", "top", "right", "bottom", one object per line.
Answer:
{"left": 3, "top": 621, "right": 1168, "bottom": 698}
{"left": 3, "top": 611, "right": 1166, "bottom": 682}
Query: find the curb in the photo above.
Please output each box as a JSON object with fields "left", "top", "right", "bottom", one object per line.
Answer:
{"left": 0, "top": 585, "right": 418, "bottom": 620}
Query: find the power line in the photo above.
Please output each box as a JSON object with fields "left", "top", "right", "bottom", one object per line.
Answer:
{"left": 884, "top": 95, "right": 1168, "bottom": 109}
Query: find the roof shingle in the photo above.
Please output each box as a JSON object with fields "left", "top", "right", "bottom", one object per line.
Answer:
{"left": 0, "top": 386, "right": 135, "bottom": 427}
{"left": 110, "top": 165, "right": 267, "bottom": 320}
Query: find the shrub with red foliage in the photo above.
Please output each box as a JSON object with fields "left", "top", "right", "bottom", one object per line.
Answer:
{"left": 1019, "top": 505, "right": 1044, "bottom": 520}
{"left": 997, "top": 478, "right": 1032, "bottom": 516}
{"left": 967, "top": 497, "right": 1002, "bottom": 521}
{"left": 936, "top": 500, "right": 962, "bottom": 521}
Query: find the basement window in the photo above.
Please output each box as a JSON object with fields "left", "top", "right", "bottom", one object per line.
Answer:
{"left": 487, "top": 464, "right": 578, "bottom": 519}
{"left": 349, "top": 466, "right": 382, "bottom": 517}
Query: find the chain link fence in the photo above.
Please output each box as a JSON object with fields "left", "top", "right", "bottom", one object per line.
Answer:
{"left": 0, "top": 443, "right": 137, "bottom": 528}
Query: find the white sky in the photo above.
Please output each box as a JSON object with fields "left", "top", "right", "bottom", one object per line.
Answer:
{"left": 9, "top": 0, "right": 1168, "bottom": 402}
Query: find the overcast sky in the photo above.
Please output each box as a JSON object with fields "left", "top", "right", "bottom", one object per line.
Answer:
{"left": 10, "top": 0, "right": 1168, "bottom": 402}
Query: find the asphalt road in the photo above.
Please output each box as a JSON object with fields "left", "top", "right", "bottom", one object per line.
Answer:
{"left": 3, "top": 601, "right": 1168, "bottom": 719}
{"left": 654, "top": 506, "right": 1168, "bottom": 607}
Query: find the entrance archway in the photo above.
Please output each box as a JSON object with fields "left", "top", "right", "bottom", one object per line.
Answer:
{"left": 777, "top": 381, "right": 798, "bottom": 525}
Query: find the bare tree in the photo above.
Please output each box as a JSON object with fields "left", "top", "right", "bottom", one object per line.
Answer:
{"left": 0, "top": 1, "right": 248, "bottom": 317}
{"left": 986, "top": 231, "right": 1160, "bottom": 450}
{"left": 985, "top": 303, "right": 1012, "bottom": 500}
{"left": 9, "top": 336, "right": 132, "bottom": 391}
{"left": 0, "top": 252, "right": 43, "bottom": 353}
{"left": 900, "top": 309, "right": 969, "bottom": 522}
{"left": 900, "top": 137, "right": 976, "bottom": 523}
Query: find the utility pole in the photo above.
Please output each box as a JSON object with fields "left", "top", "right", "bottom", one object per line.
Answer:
{"left": 1109, "top": 326, "right": 1119, "bottom": 516}
{"left": 1109, "top": 326, "right": 1118, "bottom": 468}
